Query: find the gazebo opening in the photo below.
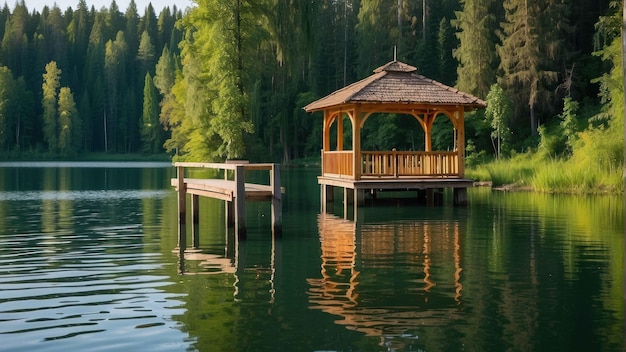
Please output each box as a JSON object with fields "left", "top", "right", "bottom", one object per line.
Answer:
{"left": 361, "top": 113, "right": 425, "bottom": 152}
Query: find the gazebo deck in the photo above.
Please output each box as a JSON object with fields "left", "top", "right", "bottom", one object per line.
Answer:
{"left": 318, "top": 175, "right": 474, "bottom": 190}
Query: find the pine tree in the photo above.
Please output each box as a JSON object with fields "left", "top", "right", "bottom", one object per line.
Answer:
{"left": 136, "top": 30, "right": 155, "bottom": 78}
{"left": 0, "top": 66, "right": 15, "bottom": 150}
{"left": 42, "top": 61, "right": 62, "bottom": 153}
{"left": 497, "top": 0, "right": 568, "bottom": 135}
{"left": 58, "top": 86, "right": 79, "bottom": 154}
{"left": 452, "top": 0, "right": 497, "bottom": 98}
{"left": 141, "top": 72, "right": 161, "bottom": 153}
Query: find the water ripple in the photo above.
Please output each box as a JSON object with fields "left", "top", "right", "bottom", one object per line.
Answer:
{"left": 0, "top": 224, "right": 188, "bottom": 351}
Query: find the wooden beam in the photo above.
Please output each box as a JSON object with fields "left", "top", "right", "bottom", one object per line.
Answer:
{"left": 234, "top": 165, "right": 246, "bottom": 239}
{"left": 271, "top": 163, "right": 282, "bottom": 236}
{"left": 192, "top": 194, "right": 199, "bottom": 249}
{"left": 177, "top": 166, "right": 187, "bottom": 253}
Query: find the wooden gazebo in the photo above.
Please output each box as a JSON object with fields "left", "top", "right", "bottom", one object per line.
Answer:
{"left": 304, "top": 60, "right": 486, "bottom": 208}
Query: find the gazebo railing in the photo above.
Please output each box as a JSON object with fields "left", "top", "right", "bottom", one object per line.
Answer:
{"left": 322, "top": 150, "right": 460, "bottom": 179}
{"left": 322, "top": 150, "right": 354, "bottom": 178}
{"left": 361, "top": 151, "right": 459, "bottom": 177}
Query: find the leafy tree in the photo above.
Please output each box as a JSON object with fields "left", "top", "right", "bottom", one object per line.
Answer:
{"left": 42, "top": 61, "right": 61, "bottom": 153}
{"left": 177, "top": 0, "right": 257, "bottom": 161}
{"left": 559, "top": 97, "right": 579, "bottom": 154}
{"left": 485, "top": 83, "right": 513, "bottom": 159}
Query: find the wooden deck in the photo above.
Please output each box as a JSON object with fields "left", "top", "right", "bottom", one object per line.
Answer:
{"left": 172, "top": 162, "right": 282, "bottom": 253}
{"left": 170, "top": 178, "right": 276, "bottom": 202}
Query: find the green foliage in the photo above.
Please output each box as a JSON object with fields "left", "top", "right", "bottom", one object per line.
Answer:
{"left": 141, "top": 73, "right": 161, "bottom": 154}
{"left": 42, "top": 61, "right": 61, "bottom": 153}
{"left": 452, "top": 0, "right": 497, "bottom": 98}
{"left": 0, "top": 0, "right": 616, "bottom": 170}
{"left": 559, "top": 97, "right": 580, "bottom": 154}
{"left": 57, "top": 87, "right": 80, "bottom": 155}
{"left": 485, "top": 83, "right": 512, "bottom": 159}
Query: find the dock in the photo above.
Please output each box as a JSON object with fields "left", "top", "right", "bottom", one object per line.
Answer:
{"left": 172, "top": 162, "right": 282, "bottom": 252}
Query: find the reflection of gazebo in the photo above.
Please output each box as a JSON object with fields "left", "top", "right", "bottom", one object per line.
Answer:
{"left": 307, "top": 213, "right": 464, "bottom": 340}
{"left": 304, "top": 61, "right": 486, "bottom": 207}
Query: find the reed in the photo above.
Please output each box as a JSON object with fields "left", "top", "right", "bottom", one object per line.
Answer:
{"left": 484, "top": 155, "right": 536, "bottom": 187}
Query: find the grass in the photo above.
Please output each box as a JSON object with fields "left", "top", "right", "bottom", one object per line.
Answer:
{"left": 467, "top": 153, "right": 623, "bottom": 194}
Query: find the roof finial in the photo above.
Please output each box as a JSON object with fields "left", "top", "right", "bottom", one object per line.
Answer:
{"left": 393, "top": 46, "right": 397, "bottom": 61}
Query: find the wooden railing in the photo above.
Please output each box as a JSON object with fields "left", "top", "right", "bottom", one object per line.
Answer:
{"left": 361, "top": 151, "right": 459, "bottom": 177}
{"left": 322, "top": 150, "right": 460, "bottom": 179}
{"left": 322, "top": 151, "right": 354, "bottom": 178}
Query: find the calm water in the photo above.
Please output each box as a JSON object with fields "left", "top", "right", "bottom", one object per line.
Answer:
{"left": 0, "top": 162, "right": 623, "bottom": 352}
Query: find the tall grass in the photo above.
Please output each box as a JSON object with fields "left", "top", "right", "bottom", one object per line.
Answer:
{"left": 467, "top": 153, "right": 623, "bottom": 194}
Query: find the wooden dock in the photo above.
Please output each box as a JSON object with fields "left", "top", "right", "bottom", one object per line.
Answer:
{"left": 172, "top": 162, "right": 282, "bottom": 252}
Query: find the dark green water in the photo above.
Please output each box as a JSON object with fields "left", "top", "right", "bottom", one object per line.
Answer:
{"left": 0, "top": 162, "right": 623, "bottom": 351}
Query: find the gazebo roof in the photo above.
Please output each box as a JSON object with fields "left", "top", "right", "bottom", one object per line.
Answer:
{"left": 304, "top": 61, "right": 486, "bottom": 112}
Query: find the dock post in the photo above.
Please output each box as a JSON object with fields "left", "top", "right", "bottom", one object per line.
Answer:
{"left": 191, "top": 194, "right": 200, "bottom": 248}
{"left": 177, "top": 166, "right": 187, "bottom": 253}
{"left": 271, "top": 163, "right": 282, "bottom": 237}
{"left": 343, "top": 187, "right": 350, "bottom": 219}
{"left": 234, "top": 165, "right": 247, "bottom": 239}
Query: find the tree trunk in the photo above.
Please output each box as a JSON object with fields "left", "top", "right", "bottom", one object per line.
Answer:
{"left": 530, "top": 106, "right": 537, "bottom": 135}
{"left": 622, "top": 0, "right": 626, "bottom": 190}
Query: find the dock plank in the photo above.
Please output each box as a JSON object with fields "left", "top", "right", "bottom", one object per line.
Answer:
{"left": 170, "top": 178, "right": 275, "bottom": 201}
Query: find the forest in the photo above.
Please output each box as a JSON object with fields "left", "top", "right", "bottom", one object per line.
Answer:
{"left": 0, "top": 0, "right": 622, "bottom": 192}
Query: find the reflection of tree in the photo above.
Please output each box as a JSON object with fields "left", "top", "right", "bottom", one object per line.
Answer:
{"left": 308, "top": 213, "right": 464, "bottom": 341}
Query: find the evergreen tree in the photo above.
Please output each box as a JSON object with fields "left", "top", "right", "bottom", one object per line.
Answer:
{"left": 42, "top": 61, "right": 61, "bottom": 153}
{"left": 497, "top": 0, "right": 568, "bottom": 136}
{"left": 136, "top": 30, "right": 155, "bottom": 78}
{"left": 0, "top": 66, "right": 14, "bottom": 150}
{"left": 141, "top": 72, "right": 160, "bottom": 153}
{"left": 452, "top": 0, "right": 497, "bottom": 98}
{"left": 13, "top": 76, "right": 35, "bottom": 150}
{"left": 58, "top": 86, "right": 79, "bottom": 154}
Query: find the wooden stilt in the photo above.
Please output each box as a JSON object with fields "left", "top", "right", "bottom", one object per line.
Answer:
{"left": 234, "top": 165, "right": 247, "bottom": 239}
{"left": 271, "top": 163, "right": 282, "bottom": 237}
{"left": 343, "top": 187, "right": 349, "bottom": 219}
{"left": 191, "top": 194, "right": 199, "bottom": 249}
{"left": 177, "top": 166, "right": 187, "bottom": 252}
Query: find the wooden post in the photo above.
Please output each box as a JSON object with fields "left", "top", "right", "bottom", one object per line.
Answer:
{"left": 192, "top": 194, "right": 200, "bottom": 248}
{"left": 355, "top": 188, "right": 365, "bottom": 206}
{"left": 177, "top": 165, "right": 187, "bottom": 252}
{"left": 234, "top": 165, "right": 247, "bottom": 239}
{"left": 343, "top": 187, "right": 349, "bottom": 219}
{"left": 271, "top": 163, "right": 282, "bottom": 237}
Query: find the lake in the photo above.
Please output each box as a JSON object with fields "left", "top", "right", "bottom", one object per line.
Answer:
{"left": 0, "top": 162, "right": 623, "bottom": 351}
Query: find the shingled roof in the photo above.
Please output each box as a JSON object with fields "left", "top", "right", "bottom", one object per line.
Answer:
{"left": 304, "top": 61, "right": 486, "bottom": 112}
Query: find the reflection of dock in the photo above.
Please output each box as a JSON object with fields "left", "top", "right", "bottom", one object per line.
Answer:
{"left": 176, "top": 214, "right": 281, "bottom": 304}
{"left": 307, "top": 213, "right": 463, "bottom": 338}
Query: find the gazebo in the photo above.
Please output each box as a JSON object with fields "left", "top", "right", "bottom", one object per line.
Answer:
{"left": 304, "top": 60, "right": 486, "bottom": 209}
